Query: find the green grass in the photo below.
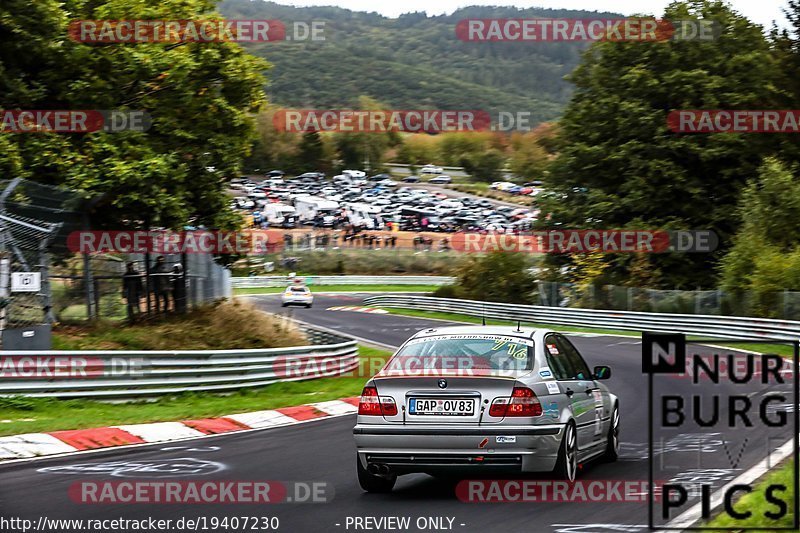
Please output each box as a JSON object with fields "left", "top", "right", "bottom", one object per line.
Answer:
{"left": 0, "top": 345, "right": 389, "bottom": 437}
{"left": 234, "top": 284, "right": 441, "bottom": 295}
{"left": 704, "top": 460, "right": 795, "bottom": 530}
{"left": 378, "top": 307, "right": 638, "bottom": 336}
{"left": 707, "top": 342, "right": 797, "bottom": 357}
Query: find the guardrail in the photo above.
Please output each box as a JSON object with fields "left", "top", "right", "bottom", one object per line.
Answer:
{"left": 232, "top": 275, "right": 454, "bottom": 289}
{"left": 0, "top": 327, "right": 358, "bottom": 399}
{"left": 362, "top": 295, "right": 800, "bottom": 341}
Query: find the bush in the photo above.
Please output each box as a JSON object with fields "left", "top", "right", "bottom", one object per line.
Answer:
{"left": 432, "top": 284, "right": 464, "bottom": 299}
{"left": 53, "top": 300, "right": 307, "bottom": 350}
{"left": 449, "top": 252, "right": 536, "bottom": 304}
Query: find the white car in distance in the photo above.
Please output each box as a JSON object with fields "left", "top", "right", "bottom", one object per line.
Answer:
{"left": 420, "top": 165, "right": 444, "bottom": 175}
{"left": 281, "top": 285, "right": 314, "bottom": 308}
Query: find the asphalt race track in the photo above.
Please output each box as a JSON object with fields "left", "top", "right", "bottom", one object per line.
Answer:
{"left": 0, "top": 293, "right": 794, "bottom": 533}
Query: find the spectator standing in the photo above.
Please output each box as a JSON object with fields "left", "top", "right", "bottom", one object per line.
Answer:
{"left": 122, "top": 262, "right": 143, "bottom": 321}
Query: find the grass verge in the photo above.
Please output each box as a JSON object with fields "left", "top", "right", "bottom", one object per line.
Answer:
{"left": 0, "top": 345, "right": 388, "bottom": 437}
{"left": 704, "top": 460, "right": 795, "bottom": 530}
{"left": 234, "top": 284, "right": 441, "bottom": 296}
{"left": 52, "top": 300, "right": 306, "bottom": 350}
{"left": 378, "top": 307, "right": 638, "bottom": 337}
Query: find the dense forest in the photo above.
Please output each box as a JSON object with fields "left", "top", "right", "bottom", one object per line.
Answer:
{"left": 219, "top": 1, "right": 622, "bottom": 123}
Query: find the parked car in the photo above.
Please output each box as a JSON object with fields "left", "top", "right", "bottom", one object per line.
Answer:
{"left": 402, "top": 175, "right": 421, "bottom": 183}
{"left": 296, "top": 172, "right": 325, "bottom": 180}
{"left": 421, "top": 164, "right": 444, "bottom": 175}
{"left": 428, "top": 175, "right": 452, "bottom": 184}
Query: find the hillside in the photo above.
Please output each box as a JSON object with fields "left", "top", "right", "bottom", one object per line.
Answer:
{"left": 219, "top": 1, "right": 623, "bottom": 124}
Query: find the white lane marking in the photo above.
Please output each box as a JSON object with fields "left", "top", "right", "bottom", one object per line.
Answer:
{"left": 226, "top": 410, "right": 297, "bottom": 429}
{"left": 665, "top": 435, "right": 797, "bottom": 529}
{"left": 113, "top": 422, "right": 205, "bottom": 442}
{"left": 327, "top": 306, "right": 388, "bottom": 314}
{"left": 0, "top": 411, "right": 358, "bottom": 466}
{"left": 551, "top": 525, "right": 648, "bottom": 533}
{"left": 0, "top": 433, "right": 78, "bottom": 459}
{"left": 310, "top": 400, "right": 358, "bottom": 416}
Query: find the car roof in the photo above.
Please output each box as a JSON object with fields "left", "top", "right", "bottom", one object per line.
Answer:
{"left": 408, "top": 325, "right": 548, "bottom": 341}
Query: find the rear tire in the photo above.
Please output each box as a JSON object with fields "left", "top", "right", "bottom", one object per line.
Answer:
{"left": 603, "top": 404, "right": 620, "bottom": 462}
{"left": 553, "top": 422, "right": 578, "bottom": 482}
{"left": 306, "top": 303, "right": 313, "bottom": 308}
{"left": 357, "top": 455, "right": 396, "bottom": 493}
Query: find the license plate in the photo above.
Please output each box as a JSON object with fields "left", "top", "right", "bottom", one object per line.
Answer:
{"left": 409, "top": 398, "right": 475, "bottom": 416}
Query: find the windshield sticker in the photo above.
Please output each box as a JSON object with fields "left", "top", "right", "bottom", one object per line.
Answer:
{"left": 405, "top": 334, "right": 534, "bottom": 347}
{"left": 546, "top": 343, "right": 559, "bottom": 355}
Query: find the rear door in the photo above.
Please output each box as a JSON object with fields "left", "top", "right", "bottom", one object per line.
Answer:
{"left": 544, "top": 334, "right": 601, "bottom": 450}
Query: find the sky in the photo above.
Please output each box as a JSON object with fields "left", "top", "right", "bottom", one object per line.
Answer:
{"left": 275, "top": 0, "right": 792, "bottom": 30}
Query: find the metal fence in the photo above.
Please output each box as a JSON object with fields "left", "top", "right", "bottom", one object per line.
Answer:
{"left": 50, "top": 253, "right": 231, "bottom": 323}
{"left": 535, "top": 281, "right": 800, "bottom": 320}
{"left": 363, "top": 294, "right": 800, "bottom": 341}
{"left": 232, "top": 275, "right": 454, "bottom": 289}
{"left": 0, "top": 326, "right": 357, "bottom": 399}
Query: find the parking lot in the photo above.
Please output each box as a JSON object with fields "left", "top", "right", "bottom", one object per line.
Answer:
{"left": 230, "top": 168, "right": 542, "bottom": 234}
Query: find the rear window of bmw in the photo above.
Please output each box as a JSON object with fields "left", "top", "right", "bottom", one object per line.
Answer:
{"left": 384, "top": 334, "right": 534, "bottom": 376}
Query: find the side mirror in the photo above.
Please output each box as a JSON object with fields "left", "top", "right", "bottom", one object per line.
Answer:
{"left": 593, "top": 365, "right": 611, "bottom": 380}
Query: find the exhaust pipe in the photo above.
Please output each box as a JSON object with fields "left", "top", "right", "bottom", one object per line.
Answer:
{"left": 379, "top": 464, "right": 391, "bottom": 475}
{"left": 367, "top": 463, "right": 380, "bottom": 475}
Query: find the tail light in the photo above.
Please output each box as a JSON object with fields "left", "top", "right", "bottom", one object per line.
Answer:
{"left": 489, "top": 387, "right": 542, "bottom": 417}
{"left": 358, "top": 386, "right": 398, "bottom": 416}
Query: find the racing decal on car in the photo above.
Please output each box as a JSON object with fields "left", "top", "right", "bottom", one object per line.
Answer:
{"left": 539, "top": 366, "right": 553, "bottom": 378}
{"left": 543, "top": 402, "right": 559, "bottom": 418}
{"left": 545, "top": 382, "right": 560, "bottom": 394}
{"left": 592, "top": 389, "right": 604, "bottom": 406}
{"left": 478, "top": 437, "right": 489, "bottom": 449}
{"left": 403, "top": 334, "right": 535, "bottom": 346}
{"left": 488, "top": 339, "right": 528, "bottom": 359}
{"left": 495, "top": 436, "right": 516, "bottom": 443}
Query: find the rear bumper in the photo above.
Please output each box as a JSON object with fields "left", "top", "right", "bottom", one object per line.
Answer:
{"left": 281, "top": 297, "right": 313, "bottom": 305}
{"left": 354, "top": 423, "right": 565, "bottom": 473}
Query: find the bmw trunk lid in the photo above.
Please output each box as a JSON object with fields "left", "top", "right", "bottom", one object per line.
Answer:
{"left": 371, "top": 375, "right": 519, "bottom": 424}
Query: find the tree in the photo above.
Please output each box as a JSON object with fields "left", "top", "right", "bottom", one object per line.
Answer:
{"left": 0, "top": 0, "right": 268, "bottom": 230}
{"left": 246, "top": 106, "right": 302, "bottom": 173}
{"left": 460, "top": 149, "right": 505, "bottom": 182}
{"left": 294, "top": 132, "right": 327, "bottom": 172}
{"left": 720, "top": 158, "right": 800, "bottom": 291}
{"left": 448, "top": 252, "right": 536, "bottom": 304}
{"left": 539, "top": 0, "right": 782, "bottom": 288}
{"left": 509, "top": 132, "right": 550, "bottom": 180}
